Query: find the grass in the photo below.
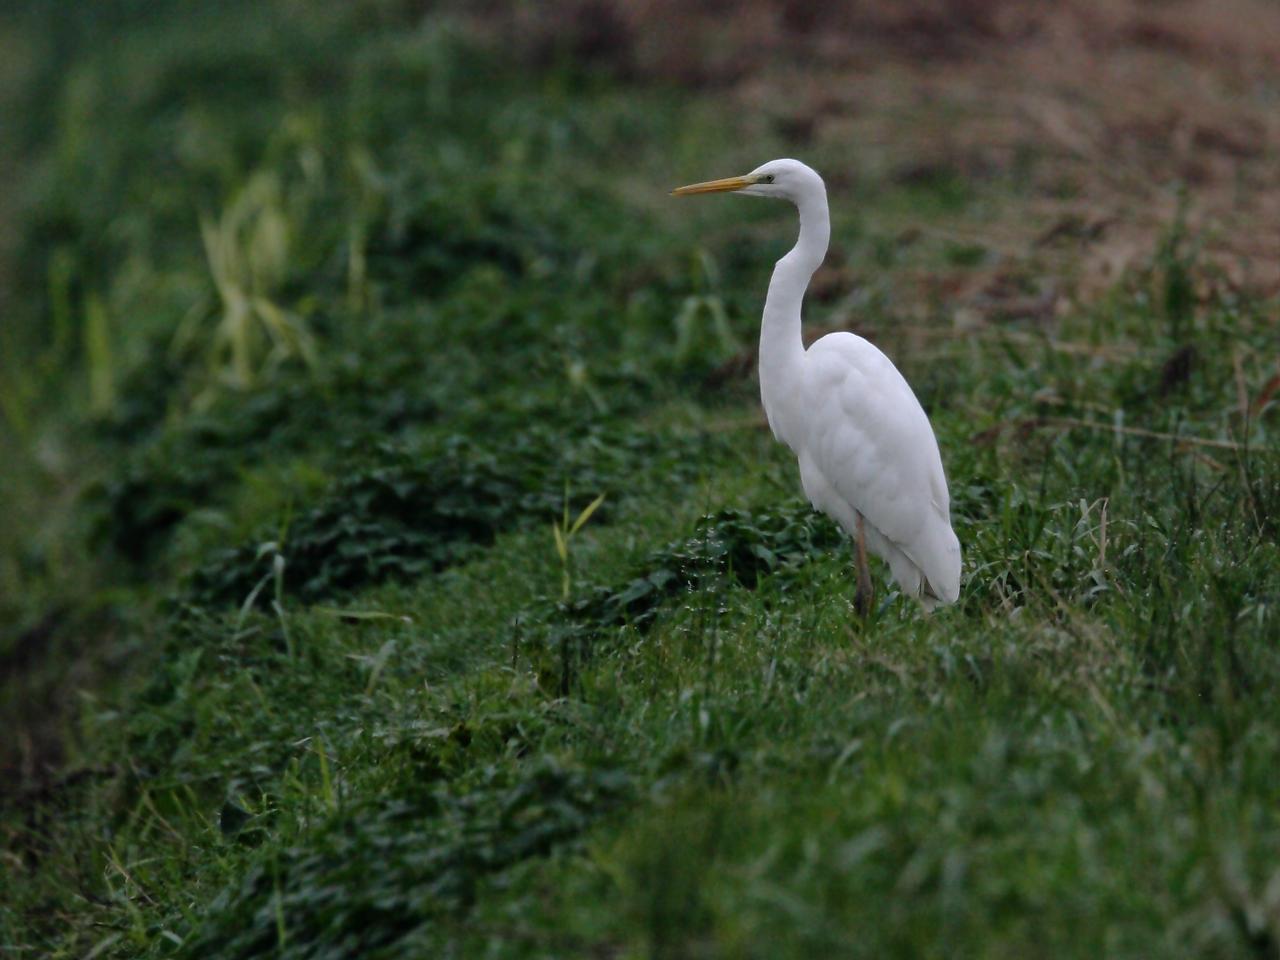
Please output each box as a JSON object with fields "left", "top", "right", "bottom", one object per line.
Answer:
{"left": 2, "top": 2, "right": 1280, "bottom": 958}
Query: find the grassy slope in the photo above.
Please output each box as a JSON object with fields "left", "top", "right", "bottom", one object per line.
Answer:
{"left": 3, "top": 3, "right": 1280, "bottom": 958}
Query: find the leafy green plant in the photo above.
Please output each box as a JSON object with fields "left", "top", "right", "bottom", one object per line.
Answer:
{"left": 519, "top": 503, "right": 844, "bottom": 693}
{"left": 179, "top": 759, "right": 630, "bottom": 960}
{"left": 184, "top": 429, "right": 633, "bottom": 608}
{"left": 83, "top": 292, "right": 117, "bottom": 415}
{"left": 88, "top": 314, "right": 444, "bottom": 565}
{"left": 672, "top": 249, "right": 741, "bottom": 370}
{"left": 551, "top": 490, "right": 606, "bottom": 600}
{"left": 191, "top": 171, "right": 316, "bottom": 390}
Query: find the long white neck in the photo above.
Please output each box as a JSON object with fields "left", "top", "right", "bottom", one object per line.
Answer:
{"left": 759, "top": 187, "right": 829, "bottom": 434}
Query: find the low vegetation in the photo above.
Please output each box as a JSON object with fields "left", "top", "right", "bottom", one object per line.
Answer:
{"left": 2, "top": 2, "right": 1278, "bottom": 957}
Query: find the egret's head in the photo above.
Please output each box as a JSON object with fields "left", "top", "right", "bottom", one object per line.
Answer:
{"left": 672, "top": 158, "right": 824, "bottom": 203}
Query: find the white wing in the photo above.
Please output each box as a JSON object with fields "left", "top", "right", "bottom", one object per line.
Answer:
{"left": 782, "top": 331, "right": 961, "bottom": 604}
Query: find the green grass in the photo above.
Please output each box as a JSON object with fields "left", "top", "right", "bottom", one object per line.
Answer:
{"left": 3, "top": 2, "right": 1280, "bottom": 958}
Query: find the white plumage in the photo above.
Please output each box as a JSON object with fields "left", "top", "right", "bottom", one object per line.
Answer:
{"left": 673, "top": 158, "right": 961, "bottom": 611}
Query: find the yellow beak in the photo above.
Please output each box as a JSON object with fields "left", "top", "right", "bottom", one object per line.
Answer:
{"left": 671, "top": 174, "right": 755, "bottom": 196}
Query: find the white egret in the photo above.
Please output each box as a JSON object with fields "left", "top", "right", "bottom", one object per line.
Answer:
{"left": 673, "top": 159, "right": 961, "bottom": 613}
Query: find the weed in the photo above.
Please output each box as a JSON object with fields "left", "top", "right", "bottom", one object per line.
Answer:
{"left": 518, "top": 504, "right": 843, "bottom": 694}
{"left": 182, "top": 423, "right": 697, "bottom": 608}
{"left": 179, "top": 759, "right": 630, "bottom": 959}
{"left": 194, "top": 171, "right": 317, "bottom": 390}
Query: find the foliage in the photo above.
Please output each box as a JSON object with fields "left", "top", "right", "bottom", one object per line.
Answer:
{"left": 88, "top": 316, "right": 441, "bottom": 566}
{"left": 520, "top": 504, "right": 844, "bottom": 693}
{"left": 181, "top": 759, "right": 630, "bottom": 959}
{"left": 3, "top": 2, "right": 1280, "bottom": 959}
{"left": 184, "top": 431, "right": 608, "bottom": 607}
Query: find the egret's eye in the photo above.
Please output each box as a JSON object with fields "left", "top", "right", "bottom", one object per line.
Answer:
{"left": 762, "top": 174, "right": 775, "bottom": 183}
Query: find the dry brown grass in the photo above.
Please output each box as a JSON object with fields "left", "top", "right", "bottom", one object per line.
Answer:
{"left": 467, "top": 0, "right": 1280, "bottom": 315}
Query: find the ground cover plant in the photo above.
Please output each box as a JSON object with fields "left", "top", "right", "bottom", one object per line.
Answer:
{"left": 2, "top": 1, "right": 1279, "bottom": 957}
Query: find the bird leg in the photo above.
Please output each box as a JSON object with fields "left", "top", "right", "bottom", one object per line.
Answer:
{"left": 854, "top": 512, "right": 874, "bottom": 618}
